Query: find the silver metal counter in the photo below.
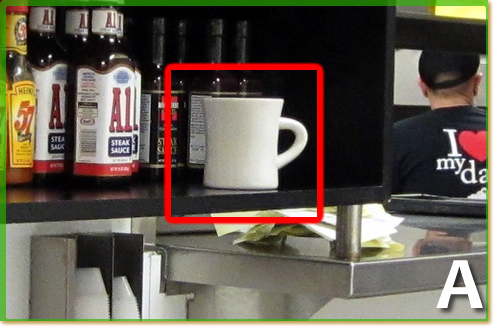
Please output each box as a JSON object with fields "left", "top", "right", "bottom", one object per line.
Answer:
{"left": 156, "top": 214, "right": 486, "bottom": 299}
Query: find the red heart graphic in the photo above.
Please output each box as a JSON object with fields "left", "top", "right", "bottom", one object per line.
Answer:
{"left": 458, "top": 131, "right": 487, "bottom": 162}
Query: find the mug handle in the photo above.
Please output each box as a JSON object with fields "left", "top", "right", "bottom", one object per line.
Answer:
{"left": 277, "top": 118, "right": 308, "bottom": 169}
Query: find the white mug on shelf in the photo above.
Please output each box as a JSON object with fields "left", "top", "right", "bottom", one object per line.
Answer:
{"left": 203, "top": 97, "right": 308, "bottom": 190}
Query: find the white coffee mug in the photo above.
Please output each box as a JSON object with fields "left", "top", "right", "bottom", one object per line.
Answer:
{"left": 203, "top": 97, "right": 308, "bottom": 190}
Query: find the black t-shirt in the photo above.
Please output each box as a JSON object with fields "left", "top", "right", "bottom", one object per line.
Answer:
{"left": 392, "top": 106, "right": 487, "bottom": 197}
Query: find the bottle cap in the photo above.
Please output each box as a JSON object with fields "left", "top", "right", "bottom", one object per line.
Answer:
{"left": 7, "top": 6, "right": 29, "bottom": 13}
{"left": 152, "top": 17, "right": 166, "bottom": 35}
{"left": 178, "top": 20, "right": 187, "bottom": 36}
{"left": 209, "top": 19, "right": 224, "bottom": 36}
{"left": 236, "top": 21, "right": 249, "bottom": 38}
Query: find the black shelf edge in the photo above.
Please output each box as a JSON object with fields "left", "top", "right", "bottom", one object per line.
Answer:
{"left": 325, "top": 186, "right": 387, "bottom": 206}
{"left": 170, "top": 184, "right": 388, "bottom": 216}
{"left": 385, "top": 196, "right": 486, "bottom": 218}
{"left": 6, "top": 184, "right": 388, "bottom": 223}
{"left": 395, "top": 12, "right": 487, "bottom": 54}
{"left": 5, "top": 185, "right": 165, "bottom": 224}
{"left": 171, "top": 187, "right": 318, "bottom": 216}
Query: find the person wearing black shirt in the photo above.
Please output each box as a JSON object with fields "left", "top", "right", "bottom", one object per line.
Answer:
{"left": 392, "top": 51, "right": 486, "bottom": 198}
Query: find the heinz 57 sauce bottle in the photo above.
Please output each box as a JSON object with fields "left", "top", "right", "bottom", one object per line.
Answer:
{"left": 28, "top": 6, "right": 68, "bottom": 186}
{"left": 72, "top": 3, "right": 135, "bottom": 187}
{"left": 187, "top": 19, "right": 237, "bottom": 181}
{"left": 6, "top": 6, "right": 37, "bottom": 186}
{"left": 1, "top": 73, "right": 7, "bottom": 183}
{"left": 140, "top": 17, "right": 166, "bottom": 182}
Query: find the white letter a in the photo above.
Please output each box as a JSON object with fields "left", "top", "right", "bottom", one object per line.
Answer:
{"left": 437, "top": 260, "right": 483, "bottom": 309}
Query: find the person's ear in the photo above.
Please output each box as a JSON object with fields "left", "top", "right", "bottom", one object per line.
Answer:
{"left": 472, "top": 73, "right": 483, "bottom": 96}
{"left": 418, "top": 77, "right": 429, "bottom": 98}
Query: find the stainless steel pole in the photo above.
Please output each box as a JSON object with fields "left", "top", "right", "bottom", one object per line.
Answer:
{"left": 334, "top": 205, "right": 362, "bottom": 261}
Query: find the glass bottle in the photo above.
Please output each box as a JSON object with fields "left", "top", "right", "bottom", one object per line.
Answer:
{"left": 187, "top": 19, "right": 237, "bottom": 182}
{"left": 63, "top": 2, "right": 89, "bottom": 178}
{"left": 28, "top": 6, "right": 68, "bottom": 186}
{"left": 72, "top": 2, "right": 135, "bottom": 187}
{"left": 235, "top": 21, "right": 262, "bottom": 96}
{"left": 117, "top": 13, "right": 142, "bottom": 177}
{"left": 171, "top": 20, "right": 189, "bottom": 183}
{"left": 1, "top": 71, "right": 7, "bottom": 185}
{"left": 6, "top": 6, "right": 36, "bottom": 186}
{"left": 61, "top": 1, "right": 89, "bottom": 57}
{"left": 139, "top": 17, "right": 166, "bottom": 182}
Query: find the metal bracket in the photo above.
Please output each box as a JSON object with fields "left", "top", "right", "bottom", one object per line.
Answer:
{"left": 131, "top": 216, "right": 158, "bottom": 245}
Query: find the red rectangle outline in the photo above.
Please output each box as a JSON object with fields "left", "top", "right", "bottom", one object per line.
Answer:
{"left": 164, "top": 63, "right": 324, "bottom": 224}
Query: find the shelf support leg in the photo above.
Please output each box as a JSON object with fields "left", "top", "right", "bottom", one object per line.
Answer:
{"left": 334, "top": 205, "right": 362, "bottom": 261}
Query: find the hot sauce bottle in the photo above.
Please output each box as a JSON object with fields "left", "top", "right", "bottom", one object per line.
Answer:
{"left": 1, "top": 72, "right": 7, "bottom": 183}
{"left": 6, "top": 6, "right": 37, "bottom": 186}
{"left": 139, "top": 17, "right": 166, "bottom": 182}
{"left": 72, "top": 3, "right": 135, "bottom": 187}
{"left": 28, "top": 6, "right": 68, "bottom": 186}
{"left": 187, "top": 19, "right": 237, "bottom": 181}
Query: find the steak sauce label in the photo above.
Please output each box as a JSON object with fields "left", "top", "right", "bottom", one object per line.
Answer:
{"left": 65, "top": 9, "right": 89, "bottom": 36}
{"left": 29, "top": 7, "right": 56, "bottom": 33}
{"left": 188, "top": 91, "right": 237, "bottom": 168}
{"left": 91, "top": 9, "right": 118, "bottom": 36}
{"left": 32, "top": 63, "right": 67, "bottom": 173}
{"left": 74, "top": 66, "right": 136, "bottom": 177}
{"left": 139, "top": 91, "right": 164, "bottom": 168}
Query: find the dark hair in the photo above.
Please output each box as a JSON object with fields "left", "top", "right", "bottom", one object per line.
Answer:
{"left": 419, "top": 51, "right": 480, "bottom": 90}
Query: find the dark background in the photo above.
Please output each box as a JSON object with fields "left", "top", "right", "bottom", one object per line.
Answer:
{"left": 127, "top": 6, "right": 394, "bottom": 194}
